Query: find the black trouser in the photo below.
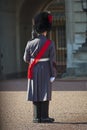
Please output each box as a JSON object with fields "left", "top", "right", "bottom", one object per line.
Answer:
{"left": 33, "top": 101, "right": 49, "bottom": 120}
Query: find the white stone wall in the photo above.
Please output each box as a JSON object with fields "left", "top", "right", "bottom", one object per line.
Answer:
{"left": 65, "top": 0, "right": 74, "bottom": 69}
{"left": 72, "top": 0, "right": 87, "bottom": 76}
{"left": 65, "top": 0, "right": 87, "bottom": 76}
{"left": 73, "top": 0, "right": 86, "bottom": 52}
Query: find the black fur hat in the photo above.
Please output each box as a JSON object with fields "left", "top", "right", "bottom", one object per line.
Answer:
{"left": 33, "top": 12, "right": 52, "bottom": 33}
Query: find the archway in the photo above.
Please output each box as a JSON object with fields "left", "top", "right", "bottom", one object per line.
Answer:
{"left": 19, "top": 0, "right": 51, "bottom": 73}
{"left": 19, "top": 0, "right": 66, "bottom": 77}
{"left": 44, "top": 0, "right": 67, "bottom": 77}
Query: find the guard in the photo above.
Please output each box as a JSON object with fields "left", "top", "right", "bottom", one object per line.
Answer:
{"left": 23, "top": 11, "right": 56, "bottom": 123}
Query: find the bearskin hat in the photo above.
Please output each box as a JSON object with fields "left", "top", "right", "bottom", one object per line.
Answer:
{"left": 33, "top": 12, "right": 52, "bottom": 33}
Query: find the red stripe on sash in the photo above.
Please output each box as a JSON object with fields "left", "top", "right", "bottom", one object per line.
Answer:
{"left": 28, "top": 39, "right": 51, "bottom": 79}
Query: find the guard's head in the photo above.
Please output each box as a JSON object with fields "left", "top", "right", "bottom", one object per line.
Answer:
{"left": 33, "top": 12, "right": 53, "bottom": 34}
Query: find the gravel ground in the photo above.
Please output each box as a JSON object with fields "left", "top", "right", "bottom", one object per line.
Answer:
{"left": 0, "top": 79, "right": 87, "bottom": 130}
{"left": 0, "top": 91, "right": 87, "bottom": 130}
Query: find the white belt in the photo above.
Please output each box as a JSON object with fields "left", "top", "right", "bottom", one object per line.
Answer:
{"left": 31, "top": 58, "right": 49, "bottom": 62}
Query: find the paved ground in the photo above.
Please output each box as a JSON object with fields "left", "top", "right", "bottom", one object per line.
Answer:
{"left": 0, "top": 78, "right": 87, "bottom": 130}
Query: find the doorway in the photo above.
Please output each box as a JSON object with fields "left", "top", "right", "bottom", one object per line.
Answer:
{"left": 19, "top": 0, "right": 66, "bottom": 77}
{"left": 45, "top": 0, "right": 66, "bottom": 77}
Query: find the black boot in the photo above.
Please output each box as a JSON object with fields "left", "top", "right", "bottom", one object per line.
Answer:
{"left": 40, "top": 101, "right": 54, "bottom": 123}
{"left": 33, "top": 102, "right": 41, "bottom": 123}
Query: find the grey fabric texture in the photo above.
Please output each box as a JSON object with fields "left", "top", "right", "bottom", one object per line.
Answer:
{"left": 23, "top": 35, "right": 56, "bottom": 101}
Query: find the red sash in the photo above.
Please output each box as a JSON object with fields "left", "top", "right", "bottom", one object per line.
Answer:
{"left": 28, "top": 39, "right": 51, "bottom": 79}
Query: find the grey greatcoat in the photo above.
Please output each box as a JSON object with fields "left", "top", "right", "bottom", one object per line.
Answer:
{"left": 23, "top": 35, "right": 56, "bottom": 102}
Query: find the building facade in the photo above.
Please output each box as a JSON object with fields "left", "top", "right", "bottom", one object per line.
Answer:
{"left": 0, "top": 0, "right": 87, "bottom": 79}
